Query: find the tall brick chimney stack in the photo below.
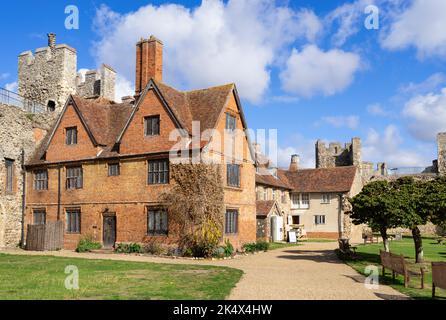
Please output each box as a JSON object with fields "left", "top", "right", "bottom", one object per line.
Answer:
{"left": 47, "top": 33, "right": 56, "bottom": 49}
{"left": 135, "top": 35, "right": 163, "bottom": 96}
{"left": 289, "top": 154, "right": 300, "bottom": 172}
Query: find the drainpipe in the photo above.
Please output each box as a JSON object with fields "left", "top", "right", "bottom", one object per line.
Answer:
{"left": 57, "top": 166, "right": 61, "bottom": 221}
{"left": 20, "top": 149, "right": 26, "bottom": 248}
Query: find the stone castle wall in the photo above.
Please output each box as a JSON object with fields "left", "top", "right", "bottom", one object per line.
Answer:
{"left": 438, "top": 132, "right": 446, "bottom": 176}
{"left": 18, "top": 34, "right": 116, "bottom": 111}
{"left": 18, "top": 44, "right": 77, "bottom": 110}
{"left": 0, "top": 104, "right": 57, "bottom": 248}
{"left": 315, "top": 137, "right": 361, "bottom": 169}
{"left": 76, "top": 65, "right": 116, "bottom": 101}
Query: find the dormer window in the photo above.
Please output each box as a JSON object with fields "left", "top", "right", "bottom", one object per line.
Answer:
{"left": 66, "top": 127, "right": 78, "bottom": 145}
{"left": 144, "top": 116, "right": 160, "bottom": 136}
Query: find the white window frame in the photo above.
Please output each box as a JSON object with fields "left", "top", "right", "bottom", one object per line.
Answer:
{"left": 291, "top": 193, "right": 310, "bottom": 209}
{"left": 314, "top": 215, "right": 326, "bottom": 225}
{"left": 321, "top": 193, "right": 331, "bottom": 204}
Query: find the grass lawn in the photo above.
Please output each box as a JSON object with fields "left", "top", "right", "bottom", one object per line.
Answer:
{"left": 344, "top": 237, "right": 446, "bottom": 299}
{"left": 0, "top": 253, "right": 243, "bottom": 300}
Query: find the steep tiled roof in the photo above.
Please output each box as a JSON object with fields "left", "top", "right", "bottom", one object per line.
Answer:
{"left": 256, "top": 169, "right": 292, "bottom": 190}
{"left": 256, "top": 200, "right": 276, "bottom": 216}
{"left": 71, "top": 96, "right": 134, "bottom": 147}
{"left": 278, "top": 166, "right": 357, "bottom": 193}
{"left": 28, "top": 96, "right": 133, "bottom": 165}
{"left": 27, "top": 79, "right": 238, "bottom": 165}
{"left": 155, "top": 80, "right": 234, "bottom": 135}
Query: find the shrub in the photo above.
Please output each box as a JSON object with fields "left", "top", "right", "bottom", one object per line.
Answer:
{"left": 223, "top": 239, "right": 234, "bottom": 257}
{"left": 212, "top": 246, "right": 225, "bottom": 258}
{"left": 255, "top": 240, "right": 270, "bottom": 252}
{"left": 143, "top": 242, "right": 168, "bottom": 255}
{"left": 76, "top": 236, "right": 102, "bottom": 253}
{"left": 243, "top": 242, "right": 257, "bottom": 253}
{"left": 180, "top": 234, "right": 219, "bottom": 258}
{"left": 115, "top": 243, "right": 142, "bottom": 254}
{"left": 243, "top": 241, "right": 270, "bottom": 254}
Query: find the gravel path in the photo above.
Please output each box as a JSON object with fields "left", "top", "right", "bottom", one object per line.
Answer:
{"left": 1, "top": 242, "right": 408, "bottom": 300}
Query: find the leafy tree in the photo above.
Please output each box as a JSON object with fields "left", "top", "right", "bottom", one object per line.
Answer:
{"left": 350, "top": 180, "right": 400, "bottom": 252}
{"left": 391, "top": 177, "right": 429, "bottom": 263}
{"left": 160, "top": 163, "right": 224, "bottom": 257}
{"left": 425, "top": 177, "right": 446, "bottom": 230}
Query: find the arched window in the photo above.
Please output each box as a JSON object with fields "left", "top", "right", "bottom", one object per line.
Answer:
{"left": 47, "top": 100, "right": 56, "bottom": 112}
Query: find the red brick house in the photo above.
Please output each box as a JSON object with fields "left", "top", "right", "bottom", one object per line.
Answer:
{"left": 24, "top": 36, "right": 256, "bottom": 250}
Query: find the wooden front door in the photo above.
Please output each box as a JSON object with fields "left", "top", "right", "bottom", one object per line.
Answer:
{"left": 103, "top": 215, "right": 116, "bottom": 248}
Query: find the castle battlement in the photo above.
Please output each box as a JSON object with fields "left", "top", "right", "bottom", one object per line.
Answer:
{"left": 17, "top": 33, "right": 115, "bottom": 112}
{"left": 76, "top": 64, "right": 116, "bottom": 101}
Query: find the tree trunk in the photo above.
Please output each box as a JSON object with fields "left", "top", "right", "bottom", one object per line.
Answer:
{"left": 412, "top": 226, "right": 424, "bottom": 263}
{"left": 380, "top": 228, "right": 390, "bottom": 252}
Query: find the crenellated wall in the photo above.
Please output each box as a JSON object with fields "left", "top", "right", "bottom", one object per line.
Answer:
{"left": 18, "top": 33, "right": 116, "bottom": 111}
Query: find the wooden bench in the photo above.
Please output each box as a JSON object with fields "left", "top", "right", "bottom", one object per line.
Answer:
{"left": 363, "top": 232, "right": 379, "bottom": 244}
{"left": 432, "top": 262, "right": 446, "bottom": 298}
{"left": 380, "top": 250, "right": 425, "bottom": 289}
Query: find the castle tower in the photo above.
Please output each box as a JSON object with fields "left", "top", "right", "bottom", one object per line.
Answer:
{"left": 18, "top": 33, "right": 77, "bottom": 111}
{"left": 351, "top": 137, "right": 362, "bottom": 167}
{"left": 315, "top": 137, "right": 362, "bottom": 169}
{"left": 18, "top": 33, "right": 117, "bottom": 112}
{"left": 437, "top": 132, "right": 446, "bottom": 176}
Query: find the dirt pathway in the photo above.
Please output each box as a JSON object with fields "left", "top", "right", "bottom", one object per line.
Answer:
{"left": 1, "top": 242, "right": 408, "bottom": 300}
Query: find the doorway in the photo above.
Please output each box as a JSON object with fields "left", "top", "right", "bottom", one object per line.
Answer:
{"left": 103, "top": 214, "right": 116, "bottom": 248}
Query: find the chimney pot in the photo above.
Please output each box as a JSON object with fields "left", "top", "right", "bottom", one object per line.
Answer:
{"left": 47, "top": 33, "right": 56, "bottom": 49}
{"left": 289, "top": 154, "right": 300, "bottom": 172}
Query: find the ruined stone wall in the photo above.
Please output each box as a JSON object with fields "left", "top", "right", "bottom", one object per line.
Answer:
{"left": 315, "top": 138, "right": 361, "bottom": 169}
{"left": 18, "top": 45, "right": 77, "bottom": 110}
{"left": 0, "top": 104, "right": 56, "bottom": 248}
{"left": 76, "top": 65, "right": 116, "bottom": 101}
{"left": 438, "top": 132, "right": 446, "bottom": 176}
{"left": 18, "top": 35, "right": 117, "bottom": 111}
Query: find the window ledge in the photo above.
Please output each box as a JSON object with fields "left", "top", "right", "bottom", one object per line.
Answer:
{"left": 225, "top": 186, "right": 242, "bottom": 192}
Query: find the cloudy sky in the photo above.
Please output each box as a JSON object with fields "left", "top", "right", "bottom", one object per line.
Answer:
{"left": 1, "top": 0, "right": 445, "bottom": 169}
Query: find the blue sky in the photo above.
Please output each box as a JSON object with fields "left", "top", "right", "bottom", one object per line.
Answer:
{"left": 1, "top": 0, "right": 445, "bottom": 169}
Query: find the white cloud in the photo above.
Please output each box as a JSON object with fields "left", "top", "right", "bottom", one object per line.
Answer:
{"left": 280, "top": 45, "right": 361, "bottom": 98}
{"left": 114, "top": 75, "right": 133, "bottom": 102}
{"left": 5, "top": 81, "right": 17, "bottom": 92}
{"left": 320, "top": 115, "right": 359, "bottom": 129}
{"left": 76, "top": 69, "right": 89, "bottom": 83}
{"left": 325, "top": 0, "right": 376, "bottom": 47}
{"left": 363, "top": 125, "right": 429, "bottom": 167}
{"left": 277, "top": 133, "right": 315, "bottom": 169}
{"left": 381, "top": 0, "right": 446, "bottom": 58}
{"left": 367, "top": 103, "right": 389, "bottom": 116}
{"left": 399, "top": 72, "right": 446, "bottom": 96}
{"left": 92, "top": 1, "right": 322, "bottom": 103}
{"left": 402, "top": 87, "right": 446, "bottom": 141}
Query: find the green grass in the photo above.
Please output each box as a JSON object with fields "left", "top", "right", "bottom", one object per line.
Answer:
{"left": 268, "top": 242, "right": 301, "bottom": 250}
{"left": 344, "top": 237, "right": 446, "bottom": 299}
{"left": 0, "top": 253, "right": 243, "bottom": 300}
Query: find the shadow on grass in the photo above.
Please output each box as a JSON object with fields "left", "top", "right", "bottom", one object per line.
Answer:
{"left": 374, "top": 292, "right": 411, "bottom": 300}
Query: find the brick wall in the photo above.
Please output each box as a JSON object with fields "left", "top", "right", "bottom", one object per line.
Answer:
{"left": 25, "top": 88, "right": 257, "bottom": 250}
